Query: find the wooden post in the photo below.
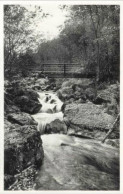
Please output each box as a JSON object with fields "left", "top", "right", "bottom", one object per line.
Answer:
{"left": 42, "top": 64, "right": 44, "bottom": 72}
{"left": 64, "top": 63, "right": 66, "bottom": 77}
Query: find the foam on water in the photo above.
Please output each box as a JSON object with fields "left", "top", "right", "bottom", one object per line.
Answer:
{"left": 35, "top": 134, "right": 119, "bottom": 190}
{"left": 32, "top": 112, "right": 64, "bottom": 133}
{"left": 38, "top": 92, "right": 63, "bottom": 113}
{"left": 32, "top": 91, "right": 64, "bottom": 133}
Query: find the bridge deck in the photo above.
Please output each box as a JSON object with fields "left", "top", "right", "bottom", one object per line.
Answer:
{"left": 42, "top": 63, "right": 95, "bottom": 78}
{"left": 20, "top": 63, "right": 95, "bottom": 78}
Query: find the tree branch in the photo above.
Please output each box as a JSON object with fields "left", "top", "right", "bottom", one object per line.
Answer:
{"left": 102, "top": 113, "right": 120, "bottom": 143}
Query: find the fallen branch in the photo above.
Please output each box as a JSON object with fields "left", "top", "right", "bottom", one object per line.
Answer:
{"left": 102, "top": 113, "right": 120, "bottom": 143}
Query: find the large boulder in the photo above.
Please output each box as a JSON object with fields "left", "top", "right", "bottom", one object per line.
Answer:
{"left": 45, "top": 119, "right": 67, "bottom": 134}
{"left": 4, "top": 104, "right": 20, "bottom": 115}
{"left": 6, "top": 86, "right": 25, "bottom": 97}
{"left": 67, "top": 127, "right": 107, "bottom": 139}
{"left": 4, "top": 120, "right": 44, "bottom": 184}
{"left": 64, "top": 103, "right": 115, "bottom": 139}
{"left": 61, "top": 78, "right": 92, "bottom": 89}
{"left": 57, "top": 87, "right": 74, "bottom": 101}
{"left": 85, "top": 87, "right": 96, "bottom": 101}
{"left": 24, "top": 89, "right": 39, "bottom": 100}
{"left": 5, "top": 84, "right": 41, "bottom": 114}
{"left": 33, "top": 78, "right": 49, "bottom": 91}
{"left": 32, "top": 84, "right": 42, "bottom": 91}
{"left": 5, "top": 80, "right": 39, "bottom": 100}
{"left": 14, "top": 95, "right": 41, "bottom": 114}
{"left": 57, "top": 79, "right": 93, "bottom": 103}
{"left": 97, "top": 84, "right": 119, "bottom": 103}
{"left": 97, "top": 84, "right": 119, "bottom": 116}
{"left": 7, "top": 112, "right": 37, "bottom": 126}
{"left": 4, "top": 111, "right": 44, "bottom": 189}
{"left": 35, "top": 78, "right": 49, "bottom": 86}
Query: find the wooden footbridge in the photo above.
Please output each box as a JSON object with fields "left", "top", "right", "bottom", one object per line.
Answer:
{"left": 43, "top": 63, "right": 82, "bottom": 78}
{"left": 20, "top": 63, "right": 95, "bottom": 78}
{"left": 37, "top": 63, "right": 95, "bottom": 78}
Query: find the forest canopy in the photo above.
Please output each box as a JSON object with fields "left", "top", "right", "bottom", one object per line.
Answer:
{"left": 4, "top": 5, "right": 120, "bottom": 82}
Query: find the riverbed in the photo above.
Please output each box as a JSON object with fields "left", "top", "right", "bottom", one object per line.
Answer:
{"left": 31, "top": 91, "right": 119, "bottom": 190}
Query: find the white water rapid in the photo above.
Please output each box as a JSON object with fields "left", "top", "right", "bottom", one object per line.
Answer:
{"left": 32, "top": 92, "right": 64, "bottom": 133}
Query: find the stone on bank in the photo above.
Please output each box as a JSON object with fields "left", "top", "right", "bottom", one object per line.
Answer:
{"left": 4, "top": 113, "right": 44, "bottom": 189}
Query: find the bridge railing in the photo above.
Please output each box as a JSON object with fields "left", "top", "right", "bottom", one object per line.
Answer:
{"left": 14, "top": 63, "right": 95, "bottom": 78}
{"left": 42, "top": 63, "right": 83, "bottom": 75}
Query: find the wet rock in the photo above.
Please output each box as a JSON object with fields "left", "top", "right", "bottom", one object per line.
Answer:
{"left": 14, "top": 95, "right": 41, "bottom": 114}
{"left": 5, "top": 84, "right": 41, "bottom": 114}
{"left": 67, "top": 127, "right": 107, "bottom": 140}
{"left": 65, "top": 103, "right": 115, "bottom": 139}
{"left": 6, "top": 83, "right": 39, "bottom": 100}
{"left": 53, "top": 86, "right": 61, "bottom": 92}
{"left": 45, "top": 85, "right": 52, "bottom": 91}
{"left": 4, "top": 120, "right": 44, "bottom": 188}
{"left": 72, "top": 84, "right": 82, "bottom": 92}
{"left": 5, "top": 104, "right": 20, "bottom": 115}
{"left": 7, "top": 112, "right": 37, "bottom": 126}
{"left": 6, "top": 86, "right": 25, "bottom": 97}
{"left": 32, "top": 112, "right": 64, "bottom": 134}
{"left": 93, "top": 96, "right": 110, "bottom": 105}
{"left": 37, "top": 72, "right": 45, "bottom": 78}
{"left": 69, "top": 98, "right": 75, "bottom": 103}
{"left": 57, "top": 79, "right": 94, "bottom": 103}
{"left": 45, "top": 119, "right": 67, "bottom": 134}
{"left": 32, "top": 85, "right": 42, "bottom": 90}
{"left": 97, "top": 84, "right": 119, "bottom": 116}
{"left": 76, "top": 98, "right": 86, "bottom": 104}
{"left": 24, "top": 89, "right": 39, "bottom": 101}
{"left": 85, "top": 87, "right": 96, "bottom": 101}
{"left": 35, "top": 78, "right": 49, "bottom": 88}
{"left": 74, "top": 90, "right": 82, "bottom": 100}
{"left": 98, "top": 84, "right": 119, "bottom": 103}
{"left": 58, "top": 87, "right": 74, "bottom": 101}
{"left": 67, "top": 128, "right": 75, "bottom": 135}
{"left": 61, "top": 78, "right": 92, "bottom": 89}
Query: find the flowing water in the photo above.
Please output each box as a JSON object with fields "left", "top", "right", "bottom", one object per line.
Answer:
{"left": 32, "top": 92, "right": 64, "bottom": 134}
{"left": 32, "top": 91, "right": 119, "bottom": 190}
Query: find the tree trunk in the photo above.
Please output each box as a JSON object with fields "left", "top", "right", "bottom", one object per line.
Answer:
{"left": 102, "top": 113, "right": 120, "bottom": 143}
{"left": 96, "top": 40, "right": 100, "bottom": 82}
{"left": 89, "top": 5, "right": 100, "bottom": 85}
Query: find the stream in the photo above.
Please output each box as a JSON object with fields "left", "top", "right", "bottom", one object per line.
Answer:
{"left": 32, "top": 91, "right": 119, "bottom": 190}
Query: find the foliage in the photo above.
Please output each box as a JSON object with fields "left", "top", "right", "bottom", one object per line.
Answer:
{"left": 4, "top": 5, "right": 47, "bottom": 77}
{"left": 4, "top": 5, "right": 120, "bottom": 82}
{"left": 59, "top": 5, "right": 120, "bottom": 81}
{"left": 35, "top": 38, "right": 70, "bottom": 63}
